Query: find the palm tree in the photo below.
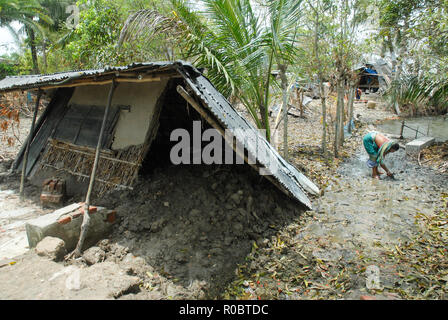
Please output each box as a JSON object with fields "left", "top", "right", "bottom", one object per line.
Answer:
{"left": 0, "top": 0, "right": 52, "bottom": 74}
{"left": 263, "top": 0, "right": 303, "bottom": 157}
{"left": 119, "top": 0, "right": 303, "bottom": 143}
{"left": 36, "top": 0, "right": 75, "bottom": 73}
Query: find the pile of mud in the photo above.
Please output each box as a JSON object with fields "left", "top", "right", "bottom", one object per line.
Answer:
{"left": 95, "top": 163, "right": 306, "bottom": 298}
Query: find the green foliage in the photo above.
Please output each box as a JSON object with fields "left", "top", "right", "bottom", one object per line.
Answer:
{"left": 0, "top": 61, "right": 18, "bottom": 80}
{"left": 41, "top": 0, "right": 169, "bottom": 71}
{"left": 0, "top": 0, "right": 51, "bottom": 33}
{"left": 384, "top": 75, "right": 448, "bottom": 115}
{"left": 172, "top": 0, "right": 307, "bottom": 137}
{"left": 58, "top": 0, "right": 123, "bottom": 68}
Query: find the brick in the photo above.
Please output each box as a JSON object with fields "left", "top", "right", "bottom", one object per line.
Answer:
{"left": 41, "top": 193, "right": 64, "bottom": 208}
{"left": 106, "top": 211, "right": 116, "bottom": 223}
{"left": 40, "top": 193, "right": 63, "bottom": 202}
{"left": 71, "top": 209, "right": 83, "bottom": 219}
{"left": 80, "top": 206, "right": 97, "bottom": 215}
{"left": 57, "top": 216, "right": 72, "bottom": 225}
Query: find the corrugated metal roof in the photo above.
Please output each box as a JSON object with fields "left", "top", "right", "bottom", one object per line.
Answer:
{"left": 6, "top": 60, "right": 319, "bottom": 208}
{"left": 176, "top": 67, "right": 319, "bottom": 209}
{"left": 0, "top": 61, "right": 196, "bottom": 92}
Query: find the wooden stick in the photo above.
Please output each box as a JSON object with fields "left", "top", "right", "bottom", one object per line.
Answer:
{"left": 73, "top": 80, "right": 118, "bottom": 257}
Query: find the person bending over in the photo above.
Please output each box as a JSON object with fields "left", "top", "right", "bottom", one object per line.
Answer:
{"left": 362, "top": 131, "right": 399, "bottom": 179}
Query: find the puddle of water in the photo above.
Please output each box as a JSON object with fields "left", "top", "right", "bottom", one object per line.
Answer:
{"left": 377, "top": 116, "right": 448, "bottom": 142}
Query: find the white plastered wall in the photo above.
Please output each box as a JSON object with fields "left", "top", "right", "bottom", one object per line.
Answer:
{"left": 67, "top": 79, "right": 168, "bottom": 150}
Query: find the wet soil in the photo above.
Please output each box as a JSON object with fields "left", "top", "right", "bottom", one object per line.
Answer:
{"left": 94, "top": 163, "right": 305, "bottom": 299}
{"left": 223, "top": 130, "right": 448, "bottom": 300}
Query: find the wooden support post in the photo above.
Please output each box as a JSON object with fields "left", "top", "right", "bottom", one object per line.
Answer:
{"left": 72, "top": 80, "right": 118, "bottom": 257}
{"left": 400, "top": 120, "right": 405, "bottom": 139}
{"left": 20, "top": 90, "right": 42, "bottom": 198}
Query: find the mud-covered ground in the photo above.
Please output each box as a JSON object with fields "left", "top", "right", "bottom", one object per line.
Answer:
{"left": 1, "top": 92, "right": 447, "bottom": 300}
{"left": 94, "top": 163, "right": 305, "bottom": 299}
{"left": 224, "top": 139, "right": 447, "bottom": 300}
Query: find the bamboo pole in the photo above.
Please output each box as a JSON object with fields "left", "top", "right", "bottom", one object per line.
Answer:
{"left": 72, "top": 80, "right": 118, "bottom": 257}
{"left": 20, "top": 89, "right": 42, "bottom": 198}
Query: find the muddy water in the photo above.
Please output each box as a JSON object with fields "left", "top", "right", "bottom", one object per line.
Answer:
{"left": 377, "top": 116, "right": 448, "bottom": 141}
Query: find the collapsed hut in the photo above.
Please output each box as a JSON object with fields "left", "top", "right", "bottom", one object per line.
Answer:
{"left": 0, "top": 61, "right": 319, "bottom": 210}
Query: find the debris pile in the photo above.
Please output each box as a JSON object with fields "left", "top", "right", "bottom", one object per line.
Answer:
{"left": 94, "top": 163, "right": 306, "bottom": 298}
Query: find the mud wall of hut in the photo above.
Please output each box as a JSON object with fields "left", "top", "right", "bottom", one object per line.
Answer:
{"left": 68, "top": 80, "right": 169, "bottom": 150}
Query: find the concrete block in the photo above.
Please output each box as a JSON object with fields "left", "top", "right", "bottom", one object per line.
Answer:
{"left": 25, "top": 203, "right": 116, "bottom": 251}
{"left": 405, "top": 136, "right": 435, "bottom": 155}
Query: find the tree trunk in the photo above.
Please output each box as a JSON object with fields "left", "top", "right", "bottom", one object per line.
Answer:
{"left": 334, "top": 77, "right": 345, "bottom": 156}
{"left": 26, "top": 27, "right": 39, "bottom": 74}
{"left": 298, "top": 88, "right": 304, "bottom": 118}
{"left": 259, "top": 104, "right": 270, "bottom": 142}
{"left": 334, "top": 90, "right": 340, "bottom": 158}
{"left": 347, "top": 81, "right": 356, "bottom": 133}
{"left": 279, "top": 64, "right": 288, "bottom": 160}
{"left": 42, "top": 39, "right": 48, "bottom": 74}
{"left": 319, "top": 84, "right": 327, "bottom": 155}
{"left": 312, "top": 10, "right": 327, "bottom": 155}
{"left": 337, "top": 78, "right": 345, "bottom": 147}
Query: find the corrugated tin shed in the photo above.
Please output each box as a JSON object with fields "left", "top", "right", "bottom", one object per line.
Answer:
{"left": 0, "top": 61, "right": 319, "bottom": 209}
{"left": 0, "top": 62, "right": 179, "bottom": 92}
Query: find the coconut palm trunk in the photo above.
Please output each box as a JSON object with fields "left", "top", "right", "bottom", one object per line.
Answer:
{"left": 279, "top": 64, "right": 289, "bottom": 160}
{"left": 26, "top": 26, "right": 39, "bottom": 74}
